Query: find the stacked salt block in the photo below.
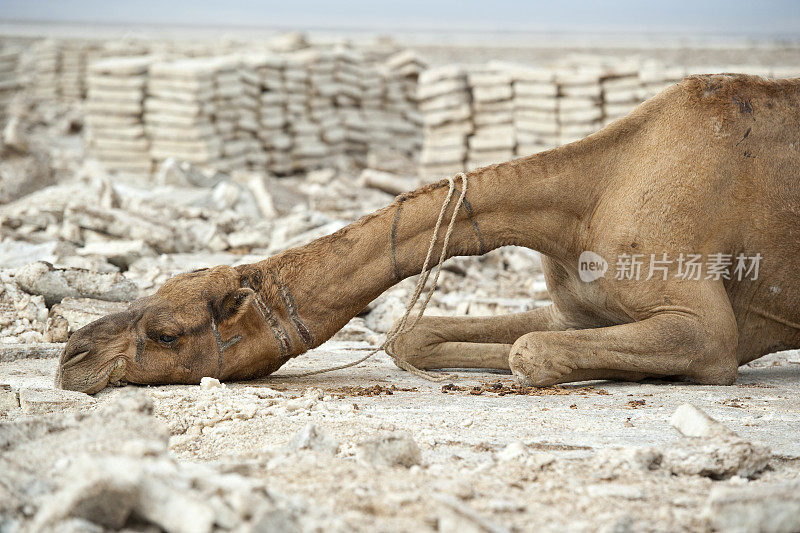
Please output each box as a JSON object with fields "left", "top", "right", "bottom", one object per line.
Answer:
{"left": 239, "top": 55, "right": 269, "bottom": 172}
{"left": 379, "top": 50, "right": 426, "bottom": 155}
{"left": 147, "top": 56, "right": 257, "bottom": 176}
{"left": 285, "top": 49, "right": 326, "bottom": 172}
{"left": 59, "top": 41, "right": 92, "bottom": 101}
{"left": 212, "top": 56, "right": 250, "bottom": 173}
{"left": 97, "top": 40, "right": 149, "bottom": 59}
{"left": 601, "top": 65, "right": 642, "bottom": 126}
{"left": 509, "top": 65, "right": 559, "bottom": 156}
{"left": 418, "top": 65, "right": 472, "bottom": 179}
{"left": 31, "top": 40, "right": 61, "bottom": 101}
{"left": 362, "top": 63, "right": 391, "bottom": 154}
{"left": 0, "top": 47, "right": 20, "bottom": 124}
{"left": 146, "top": 58, "right": 221, "bottom": 174}
{"left": 639, "top": 60, "right": 685, "bottom": 99}
{"left": 332, "top": 45, "right": 368, "bottom": 167}
{"left": 467, "top": 69, "right": 515, "bottom": 169}
{"left": 338, "top": 45, "right": 369, "bottom": 165}
{"left": 85, "top": 56, "right": 152, "bottom": 177}
{"left": 253, "top": 53, "right": 292, "bottom": 175}
{"left": 557, "top": 67, "right": 604, "bottom": 145}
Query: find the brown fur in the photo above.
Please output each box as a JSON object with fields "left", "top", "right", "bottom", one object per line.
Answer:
{"left": 57, "top": 74, "right": 800, "bottom": 393}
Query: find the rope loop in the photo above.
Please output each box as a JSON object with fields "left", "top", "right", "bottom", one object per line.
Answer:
{"left": 282, "top": 172, "right": 469, "bottom": 382}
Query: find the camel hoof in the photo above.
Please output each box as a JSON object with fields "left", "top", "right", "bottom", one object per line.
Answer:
{"left": 508, "top": 333, "right": 574, "bottom": 387}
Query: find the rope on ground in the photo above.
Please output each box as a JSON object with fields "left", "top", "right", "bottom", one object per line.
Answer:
{"left": 283, "top": 172, "right": 469, "bottom": 381}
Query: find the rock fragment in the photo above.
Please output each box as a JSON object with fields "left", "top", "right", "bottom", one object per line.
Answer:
{"left": 669, "top": 402, "right": 736, "bottom": 439}
{"left": 663, "top": 403, "right": 770, "bottom": 479}
{"left": 200, "top": 376, "right": 224, "bottom": 390}
{"left": 31, "top": 459, "right": 141, "bottom": 530}
{"left": 0, "top": 269, "right": 49, "bottom": 342}
{"left": 356, "top": 432, "right": 422, "bottom": 468}
{"left": 436, "top": 495, "right": 511, "bottom": 533}
{"left": 18, "top": 387, "right": 96, "bottom": 415}
{"left": 703, "top": 482, "right": 800, "bottom": 533}
{"left": 15, "top": 261, "right": 138, "bottom": 306}
{"left": 284, "top": 423, "right": 340, "bottom": 456}
{"left": 49, "top": 297, "right": 129, "bottom": 336}
{"left": 0, "top": 343, "right": 64, "bottom": 362}
{"left": 3, "top": 388, "right": 312, "bottom": 532}
{"left": 77, "top": 239, "right": 154, "bottom": 270}
{"left": 357, "top": 168, "right": 418, "bottom": 195}
{"left": 0, "top": 383, "right": 19, "bottom": 412}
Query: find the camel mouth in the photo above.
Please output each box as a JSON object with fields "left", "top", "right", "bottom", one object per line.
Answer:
{"left": 56, "top": 356, "right": 127, "bottom": 395}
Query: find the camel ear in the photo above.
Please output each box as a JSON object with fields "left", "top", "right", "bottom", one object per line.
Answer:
{"left": 211, "top": 287, "right": 254, "bottom": 324}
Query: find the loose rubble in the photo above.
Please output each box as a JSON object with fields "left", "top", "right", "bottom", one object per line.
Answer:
{"left": 662, "top": 403, "right": 771, "bottom": 479}
{"left": 595, "top": 404, "right": 771, "bottom": 480}
{"left": 703, "top": 482, "right": 800, "bottom": 533}
{"left": 356, "top": 432, "right": 422, "bottom": 468}
{"left": 284, "top": 423, "right": 340, "bottom": 456}
{"left": 0, "top": 390, "right": 334, "bottom": 533}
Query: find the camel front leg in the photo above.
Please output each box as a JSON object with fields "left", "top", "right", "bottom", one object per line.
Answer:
{"left": 508, "top": 308, "right": 739, "bottom": 387}
{"left": 390, "top": 304, "right": 568, "bottom": 370}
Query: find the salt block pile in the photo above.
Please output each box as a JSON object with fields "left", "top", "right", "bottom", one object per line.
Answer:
{"left": 379, "top": 50, "right": 426, "bottom": 156}
{"left": 418, "top": 65, "right": 472, "bottom": 179}
{"left": 85, "top": 56, "right": 152, "bottom": 177}
{"left": 31, "top": 39, "right": 61, "bottom": 101}
{"left": 146, "top": 57, "right": 245, "bottom": 175}
{"left": 557, "top": 67, "right": 604, "bottom": 144}
{"left": 466, "top": 69, "right": 515, "bottom": 169}
{"left": 331, "top": 45, "right": 370, "bottom": 168}
{"left": 276, "top": 44, "right": 376, "bottom": 174}
{"left": 251, "top": 52, "right": 293, "bottom": 175}
{"left": 212, "top": 56, "right": 250, "bottom": 174}
{"left": 284, "top": 48, "right": 329, "bottom": 172}
{"left": 510, "top": 65, "right": 559, "bottom": 157}
{"left": 601, "top": 64, "right": 643, "bottom": 127}
{"left": 147, "top": 58, "right": 217, "bottom": 171}
{"left": 0, "top": 46, "right": 20, "bottom": 124}
{"left": 25, "top": 38, "right": 151, "bottom": 105}
{"left": 236, "top": 57, "right": 265, "bottom": 172}
{"left": 58, "top": 40, "right": 93, "bottom": 101}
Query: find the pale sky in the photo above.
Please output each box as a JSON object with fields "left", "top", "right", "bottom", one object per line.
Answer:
{"left": 0, "top": 0, "right": 798, "bottom": 37}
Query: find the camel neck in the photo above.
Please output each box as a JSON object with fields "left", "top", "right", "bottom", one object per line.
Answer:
{"left": 237, "top": 148, "right": 598, "bottom": 356}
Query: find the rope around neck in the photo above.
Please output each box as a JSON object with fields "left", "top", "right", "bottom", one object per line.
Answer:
{"left": 281, "top": 172, "right": 469, "bottom": 382}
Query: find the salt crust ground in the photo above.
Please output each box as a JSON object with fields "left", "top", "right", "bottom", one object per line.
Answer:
{"left": 1, "top": 342, "right": 799, "bottom": 532}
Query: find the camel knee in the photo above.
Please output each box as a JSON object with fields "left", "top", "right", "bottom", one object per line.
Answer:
{"left": 389, "top": 317, "right": 446, "bottom": 367}
{"left": 688, "top": 349, "right": 738, "bottom": 385}
{"left": 685, "top": 325, "right": 739, "bottom": 385}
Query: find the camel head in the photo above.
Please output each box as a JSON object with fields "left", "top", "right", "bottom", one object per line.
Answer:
{"left": 55, "top": 265, "right": 289, "bottom": 394}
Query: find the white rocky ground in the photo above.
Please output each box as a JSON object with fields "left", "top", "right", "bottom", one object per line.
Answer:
{"left": 1, "top": 343, "right": 800, "bottom": 532}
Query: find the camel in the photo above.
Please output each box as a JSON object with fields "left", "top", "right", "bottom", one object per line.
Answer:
{"left": 56, "top": 74, "right": 800, "bottom": 394}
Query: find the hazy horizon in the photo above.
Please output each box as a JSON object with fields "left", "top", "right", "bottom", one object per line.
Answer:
{"left": 1, "top": 0, "right": 799, "bottom": 38}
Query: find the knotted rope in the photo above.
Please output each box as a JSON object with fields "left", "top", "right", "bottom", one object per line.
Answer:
{"left": 283, "top": 172, "right": 469, "bottom": 382}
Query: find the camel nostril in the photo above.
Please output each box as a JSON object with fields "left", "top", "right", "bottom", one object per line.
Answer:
{"left": 61, "top": 344, "right": 91, "bottom": 366}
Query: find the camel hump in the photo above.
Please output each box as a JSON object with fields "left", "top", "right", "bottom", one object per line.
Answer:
{"left": 675, "top": 73, "right": 799, "bottom": 119}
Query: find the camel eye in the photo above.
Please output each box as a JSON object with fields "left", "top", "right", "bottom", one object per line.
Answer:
{"left": 159, "top": 334, "right": 178, "bottom": 345}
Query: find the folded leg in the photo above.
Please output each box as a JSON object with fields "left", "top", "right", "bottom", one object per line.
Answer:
{"left": 508, "top": 290, "right": 739, "bottom": 386}
{"left": 389, "top": 304, "right": 569, "bottom": 370}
